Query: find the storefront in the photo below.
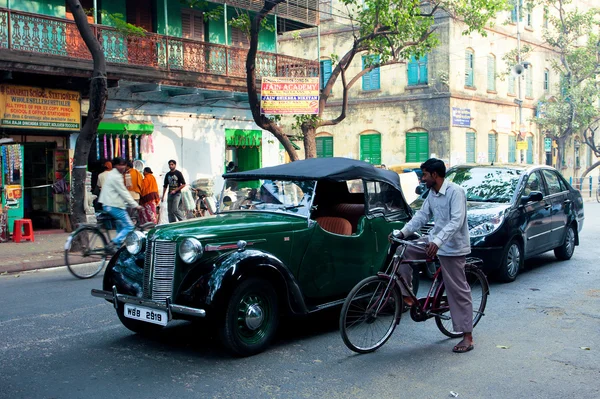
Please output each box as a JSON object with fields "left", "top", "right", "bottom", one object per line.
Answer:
{"left": 0, "top": 84, "right": 80, "bottom": 231}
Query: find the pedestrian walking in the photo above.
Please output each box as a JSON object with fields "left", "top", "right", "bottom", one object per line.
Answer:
{"left": 391, "top": 158, "right": 474, "bottom": 353}
{"left": 96, "top": 161, "right": 112, "bottom": 192}
{"left": 161, "top": 159, "right": 186, "bottom": 222}
{"left": 139, "top": 167, "right": 160, "bottom": 224}
{"left": 98, "top": 157, "right": 143, "bottom": 253}
{"left": 124, "top": 160, "right": 143, "bottom": 203}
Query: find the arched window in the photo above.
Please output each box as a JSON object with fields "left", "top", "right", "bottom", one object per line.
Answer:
{"left": 466, "top": 130, "right": 477, "bottom": 163}
{"left": 487, "top": 54, "right": 496, "bottom": 91}
{"left": 488, "top": 131, "right": 498, "bottom": 162}
{"left": 359, "top": 131, "right": 381, "bottom": 164}
{"left": 316, "top": 133, "right": 334, "bottom": 158}
{"left": 406, "top": 129, "right": 429, "bottom": 163}
{"left": 465, "top": 49, "right": 475, "bottom": 87}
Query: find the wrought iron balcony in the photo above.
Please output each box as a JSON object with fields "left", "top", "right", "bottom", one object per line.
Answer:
{"left": 0, "top": 8, "right": 318, "bottom": 83}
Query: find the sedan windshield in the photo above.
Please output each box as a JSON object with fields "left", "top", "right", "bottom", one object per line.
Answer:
{"left": 219, "top": 179, "right": 315, "bottom": 217}
{"left": 447, "top": 168, "right": 523, "bottom": 203}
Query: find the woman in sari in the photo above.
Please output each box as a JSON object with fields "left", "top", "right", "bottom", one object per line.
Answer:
{"left": 139, "top": 167, "right": 160, "bottom": 224}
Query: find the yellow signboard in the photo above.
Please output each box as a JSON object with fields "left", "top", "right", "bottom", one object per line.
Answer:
{"left": 516, "top": 141, "right": 528, "bottom": 150}
{"left": 260, "top": 77, "right": 319, "bottom": 115}
{"left": 0, "top": 85, "right": 80, "bottom": 131}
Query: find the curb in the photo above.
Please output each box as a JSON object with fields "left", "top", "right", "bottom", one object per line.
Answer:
{"left": 0, "top": 254, "right": 66, "bottom": 274}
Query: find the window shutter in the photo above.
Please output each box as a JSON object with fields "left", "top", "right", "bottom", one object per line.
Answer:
{"left": 487, "top": 55, "right": 495, "bottom": 91}
{"left": 316, "top": 137, "right": 324, "bottom": 158}
{"left": 508, "top": 136, "right": 516, "bottom": 163}
{"left": 488, "top": 134, "right": 497, "bottom": 162}
{"left": 371, "top": 65, "right": 380, "bottom": 90}
{"left": 407, "top": 57, "right": 418, "bottom": 85}
{"left": 417, "top": 133, "right": 428, "bottom": 161}
{"left": 418, "top": 55, "right": 428, "bottom": 85}
{"left": 182, "top": 12, "right": 192, "bottom": 38}
{"left": 544, "top": 70, "right": 549, "bottom": 92}
{"left": 406, "top": 132, "right": 429, "bottom": 162}
{"left": 324, "top": 136, "right": 334, "bottom": 157}
{"left": 466, "top": 132, "right": 476, "bottom": 163}
{"left": 406, "top": 134, "right": 417, "bottom": 163}
{"left": 362, "top": 56, "right": 370, "bottom": 90}
{"left": 360, "top": 134, "right": 381, "bottom": 164}
{"left": 362, "top": 55, "right": 380, "bottom": 91}
{"left": 508, "top": 75, "right": 515, "bottom": 94}
{"left": 192, "top": 13, "right": 204, "bottom": 40}
{"left": 465, "top": 51, "right": 474, "bottom": 87}
{"left": 527, "top": 137, "right": 533, "bottom": 164}
{"left": 231, "top": 27, "right": 250, "bottom": 48}
{"left": 320, "top": 60, "right": 332, "bottom": 89}
{"left": 360, "top": 134, "right": 371, "bottom": 162}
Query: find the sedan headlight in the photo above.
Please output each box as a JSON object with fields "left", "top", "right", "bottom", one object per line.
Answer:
{"left": 179, "top": 238, "right": 203, "bottom": 263}
{"left": 125, "top": 230, "right": 145, "bottom": 255}
{"left": 469, "top": 214, "right": 505, "bottom": 238}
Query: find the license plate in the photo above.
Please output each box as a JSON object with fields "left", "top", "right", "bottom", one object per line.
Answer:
{"left": 123, "top": 304, "right": 168, "bottom": 326}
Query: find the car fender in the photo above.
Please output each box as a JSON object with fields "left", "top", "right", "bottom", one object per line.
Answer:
{"left": 102, "top": 248, "right": 145, "bottom": 298}
{"left": 206, "top": 249, "right": 309, "bottom": 315}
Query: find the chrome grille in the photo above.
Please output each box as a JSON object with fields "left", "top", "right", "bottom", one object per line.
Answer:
{"left": 142, "top": 240, "right": 176, "bottom": 301}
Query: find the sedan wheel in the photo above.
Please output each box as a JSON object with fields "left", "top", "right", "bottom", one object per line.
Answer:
{"left": 554, "top": 225, "right": 576, "bottom": 260}
{"left": 219, "top": 278, "right": 279, "bottom": 357}
{"left": 497, "top": 240, "right": 523, "bottom": 283}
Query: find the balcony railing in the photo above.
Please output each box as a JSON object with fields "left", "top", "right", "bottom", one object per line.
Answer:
{"left": 0, "top": 8, "right": 318, "bottom": 81}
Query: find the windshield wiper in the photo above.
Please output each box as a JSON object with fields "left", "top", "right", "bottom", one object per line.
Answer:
{"left": 280, "top": 205, "right": 305, "bottom": 211}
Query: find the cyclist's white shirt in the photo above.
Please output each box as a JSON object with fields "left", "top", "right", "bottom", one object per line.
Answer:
{"left": 400, "top": 179, "right": 471, "bottom": 256}
{"left": 98, "top": 169, "right": 138, "bottom": 209}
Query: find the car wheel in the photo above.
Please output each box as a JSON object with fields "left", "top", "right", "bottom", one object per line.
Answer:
{"left": 554, "top": 224, "right": 576, "bottom": 260}
{"left": 219, "top": 278, "right": 279, "bottom": 357}
{"left": 497, "top": 239, "right": 523, "bottom": 283}
{"left": 116, "top": 303, "right": 164, "bottom": 336}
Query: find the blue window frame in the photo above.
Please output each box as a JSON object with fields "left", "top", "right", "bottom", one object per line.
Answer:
{"left": 511, "top": 0, "right": 523, "bottom": 23}
{"left": 465, "top": 50, "right": 474, "bottom": 87}
{"left": 320, "top": 59, "right": 332, "bottom": 90}
{"left": 362, "top": 55, "right": 381, "bottom": 91}
{"left": 407, "top": 55, "right": 428, "bottom": 86}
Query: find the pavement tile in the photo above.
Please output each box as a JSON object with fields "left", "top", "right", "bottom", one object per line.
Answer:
{"left": 0, "top": 231, "right": 70, "bottom": 274}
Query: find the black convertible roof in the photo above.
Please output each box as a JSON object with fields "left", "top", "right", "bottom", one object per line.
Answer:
{"left": 224, "top": 157, "right": 402, "bottom": 191}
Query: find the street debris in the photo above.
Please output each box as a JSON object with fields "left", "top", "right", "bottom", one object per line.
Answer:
{"left": 496, "top": 345, "right": 509, "bottom": 349}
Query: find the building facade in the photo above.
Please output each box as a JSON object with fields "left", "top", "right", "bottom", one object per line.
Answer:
{"left": 278, "top": 0, "right": 598, "bottom": 181}
{"left": 0, "top": 0, "right": 318, "bottom": 229}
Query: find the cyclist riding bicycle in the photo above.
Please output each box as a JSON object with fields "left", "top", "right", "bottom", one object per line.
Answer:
{"left": 390, "top": 158, "right": 474, "bottom": 353}
{"left": 97, "top": 157, "right": 143, "bottom": 254}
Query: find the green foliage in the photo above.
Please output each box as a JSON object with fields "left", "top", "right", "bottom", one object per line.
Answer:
{"left": 292, "top": 115, "right": 321, "bottom": 131}
{"left": 229, "top": 10, "right": 275, "bottom": 37}
{"left": 102, "top": 12, "right": 147, "bottom": 36}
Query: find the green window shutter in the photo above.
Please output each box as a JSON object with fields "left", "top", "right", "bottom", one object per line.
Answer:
{"left": 406, "top": 132, "right": 429, "bottom": 163}
{"left": 418, "top": 55, "right": 428, "bottom": 84}
{"left": 508, "top": 136, "right": 516, "bottom": 163}
{"left": 316, "top": 137, "right": 333, "bottom": 158}
{"left": 360, "top": 134, "right": 381, "bottom": 164}
{"left": 320, "top": 59, "right": 332, "bottom": 89}
{"left": 362, "top": 55, "right": 380, "bottom": 91}
{"left": 465, "top": 51, "right": 474, "bottom": 87}
{"left": 466, "top": 132, "right": 476, "bottom": 163}
{"left": 488, "top": 134, "right": 497, "bottom": 162}
{"left": 407, "top": 59, "right": 419, "bottom": 85}
{"left": 527, "top": 137, "right": 533, "bottom": 164}
{"left": 487, "top": 55, "right": 496, "bottom": 91}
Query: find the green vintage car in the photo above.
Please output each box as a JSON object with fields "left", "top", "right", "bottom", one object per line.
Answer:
{"left": 92, "top": 157, "right": 415, "bottom": 356}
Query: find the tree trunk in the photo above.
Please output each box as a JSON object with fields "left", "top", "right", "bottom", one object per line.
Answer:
{"left": 66, "top": 0, "right": 108, "bottom": 229}
{"left": 555, "top": 136, "right": 567, "bottom": 171}
{"left": 580, "top": 160, "right": 600, "bottom": 178}
{"left": 302, "top": 124, "right": 317, "bottom": 158}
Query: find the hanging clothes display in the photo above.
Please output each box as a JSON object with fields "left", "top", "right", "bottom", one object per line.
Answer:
{"left": 134, "top": 136, "right": 139, "bottom": 160}
{"left": 128, "top": 136, "right": 133, "bottom": 160}
{"left": 96, "top": 136, "right": 100, "bottom": 160}
{"left": 121, "top": 135, "right": 126, "bottom": 159}
{"left": 103, "top": 135, "right": 108, "bottom": 159}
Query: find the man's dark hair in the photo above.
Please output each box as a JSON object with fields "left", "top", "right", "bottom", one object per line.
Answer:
{"left": 112, "top": 157, "right": 126, "bottom": 166}
{"left": 126, "top": 160, "right": 133, "bottom": 168}
{"left": 420, "top": 158, "right": 446, "bottom": 178}
{"left": 168, "top": 159, "right": 176, "bottom": 165}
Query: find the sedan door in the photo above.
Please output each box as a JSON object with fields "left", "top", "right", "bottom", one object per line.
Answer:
{"left": 540, "top": 169, "right": 570, "bottom": 247}
{"left": 521, "top": 171, "right": 554, "bottom": 255}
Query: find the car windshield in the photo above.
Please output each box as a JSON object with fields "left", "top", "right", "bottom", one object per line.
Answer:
{"left": 218, "top": 179, "right": 315, "bottom": 217}
{"left": 447, "top": 168, "right": 523, "bottom": 203}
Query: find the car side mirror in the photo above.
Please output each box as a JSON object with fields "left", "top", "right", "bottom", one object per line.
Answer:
{"left": 521, "top": 191, "right": 543, "bottom": 204}
{"left": 415, "top": 184, "right": 425, "bottom": 195}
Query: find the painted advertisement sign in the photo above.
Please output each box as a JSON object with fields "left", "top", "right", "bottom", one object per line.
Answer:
{"left": 0, "top": 85, "right": 81, "bottom": 130}
{"left": 451, "top": 107, "right": 471, "bottom": 127}
{"left": 260, "top": 77, "right": 319, "bottom": 115}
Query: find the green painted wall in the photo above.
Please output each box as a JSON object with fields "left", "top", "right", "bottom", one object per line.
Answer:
{"left": 11, "top": 0, "right": 65, "bottom": 17}
{"left": 100, "top": 0, "right": 126, "bottom": 27}
{"left": 155, "top": 0, "right": 182, "bottom": 36}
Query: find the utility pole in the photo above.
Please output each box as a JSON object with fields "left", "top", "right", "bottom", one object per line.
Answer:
{"left": 516, "top": 0, "right": 524, "bottom": 163}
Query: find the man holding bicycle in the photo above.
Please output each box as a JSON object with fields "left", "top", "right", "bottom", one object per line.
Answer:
{"left": 392, "top": 158, "right": 474, "bottom": 353}
{"left": 98, "top": 157, "right": 143, "bottom": 254}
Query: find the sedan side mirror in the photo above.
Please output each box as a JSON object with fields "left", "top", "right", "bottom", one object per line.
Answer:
{"left": 415, "top": 184, "right": 426, "bottom": 195}
{"left": 521, "top": 191, "right": 543, "bottom": 204}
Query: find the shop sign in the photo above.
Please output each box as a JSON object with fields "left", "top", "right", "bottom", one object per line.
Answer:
{"left": 451, "top": 107, "right": 471, "bottom": 127}
{"left": 544, "top": 137, "right": 552, "bottom": 152}
{"left": 516, "top": 141, "right": 528, "bottom": 150}
{"left": 496, "top": 114, "right": 512, "bottom": 133}
{"left": 260, "top": 77, "right": 319, "bottom": 115}
{"left": 0, "top": 85, "right": 81, "bottom": 131}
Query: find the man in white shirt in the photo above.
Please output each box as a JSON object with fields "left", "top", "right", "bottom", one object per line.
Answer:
{"left": 98, "top": 157, "right": 142, "bottom": 253}
{"left": 392, "top": 158, "right": 474, "bottom": 353}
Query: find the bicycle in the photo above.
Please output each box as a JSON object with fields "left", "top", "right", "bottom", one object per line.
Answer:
{"left": 339, "top": 235, "right": 489, "bottom": 354}
{"left": 64, "top": 210, "right": 155, "bottom": 279}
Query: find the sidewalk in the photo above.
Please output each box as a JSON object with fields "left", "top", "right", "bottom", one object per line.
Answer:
{"left": 0, "top": 230, "right": 71, "bottom": 274}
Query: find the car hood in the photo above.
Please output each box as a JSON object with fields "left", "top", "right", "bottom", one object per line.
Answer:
{"left": 410, "top": 199, "right": 510, "bottom": 229}
{"left": 149, "top": 212, "right": 308, "bottom": 241}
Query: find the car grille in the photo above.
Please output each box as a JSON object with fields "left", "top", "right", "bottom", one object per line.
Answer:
{"left": 143, "top": 240, "right": 176, "bottom": 301}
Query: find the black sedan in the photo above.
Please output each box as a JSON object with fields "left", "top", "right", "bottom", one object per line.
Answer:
{"left": 412, "top": 165, "right": 585, "bottom": 282}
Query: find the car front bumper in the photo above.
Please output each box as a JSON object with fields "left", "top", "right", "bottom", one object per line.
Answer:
{"left": 91, "top": 286, "right": 207, "bottom": 319}
{"left": 469, "top": 246, "right": 504, "bottom": 273}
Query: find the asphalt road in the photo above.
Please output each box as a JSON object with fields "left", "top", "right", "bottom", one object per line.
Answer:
{"left": 2, "top": 203, "right": 600, "bottom": 399}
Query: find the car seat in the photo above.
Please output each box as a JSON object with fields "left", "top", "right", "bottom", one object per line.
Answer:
{"left": 316, "top": 216, "right": 352, "bottom": 236}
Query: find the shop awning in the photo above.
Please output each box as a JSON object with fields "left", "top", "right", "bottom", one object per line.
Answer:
{"left": 97, "top": 119, "right": 154, "bottom": 135}
{"left": 225, "top": 129, "right": 262, "bottom": 148}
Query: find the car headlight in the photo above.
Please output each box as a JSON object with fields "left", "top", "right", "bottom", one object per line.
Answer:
{"left": 469, "top": 214, "right": 504, "bottom": 238}
{"left": 179, "top": 238, "right": 203, "bottom": 263}
{"left": 125, "top": 230, "right": 145, "bottom": 255}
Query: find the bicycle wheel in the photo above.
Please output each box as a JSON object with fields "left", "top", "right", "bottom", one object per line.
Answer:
{"left": 434, "top": 267, "right": 488, "bottom": 338}
{"left": 339, "top": 276, "right": 401, "bottom": 354}
{"left": 64, "top": 227, "right": 109, "bottom": 279}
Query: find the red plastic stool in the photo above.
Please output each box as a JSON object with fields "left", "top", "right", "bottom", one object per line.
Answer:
{"left": 12, "top": 219, "right": 34, "bottom": 243}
